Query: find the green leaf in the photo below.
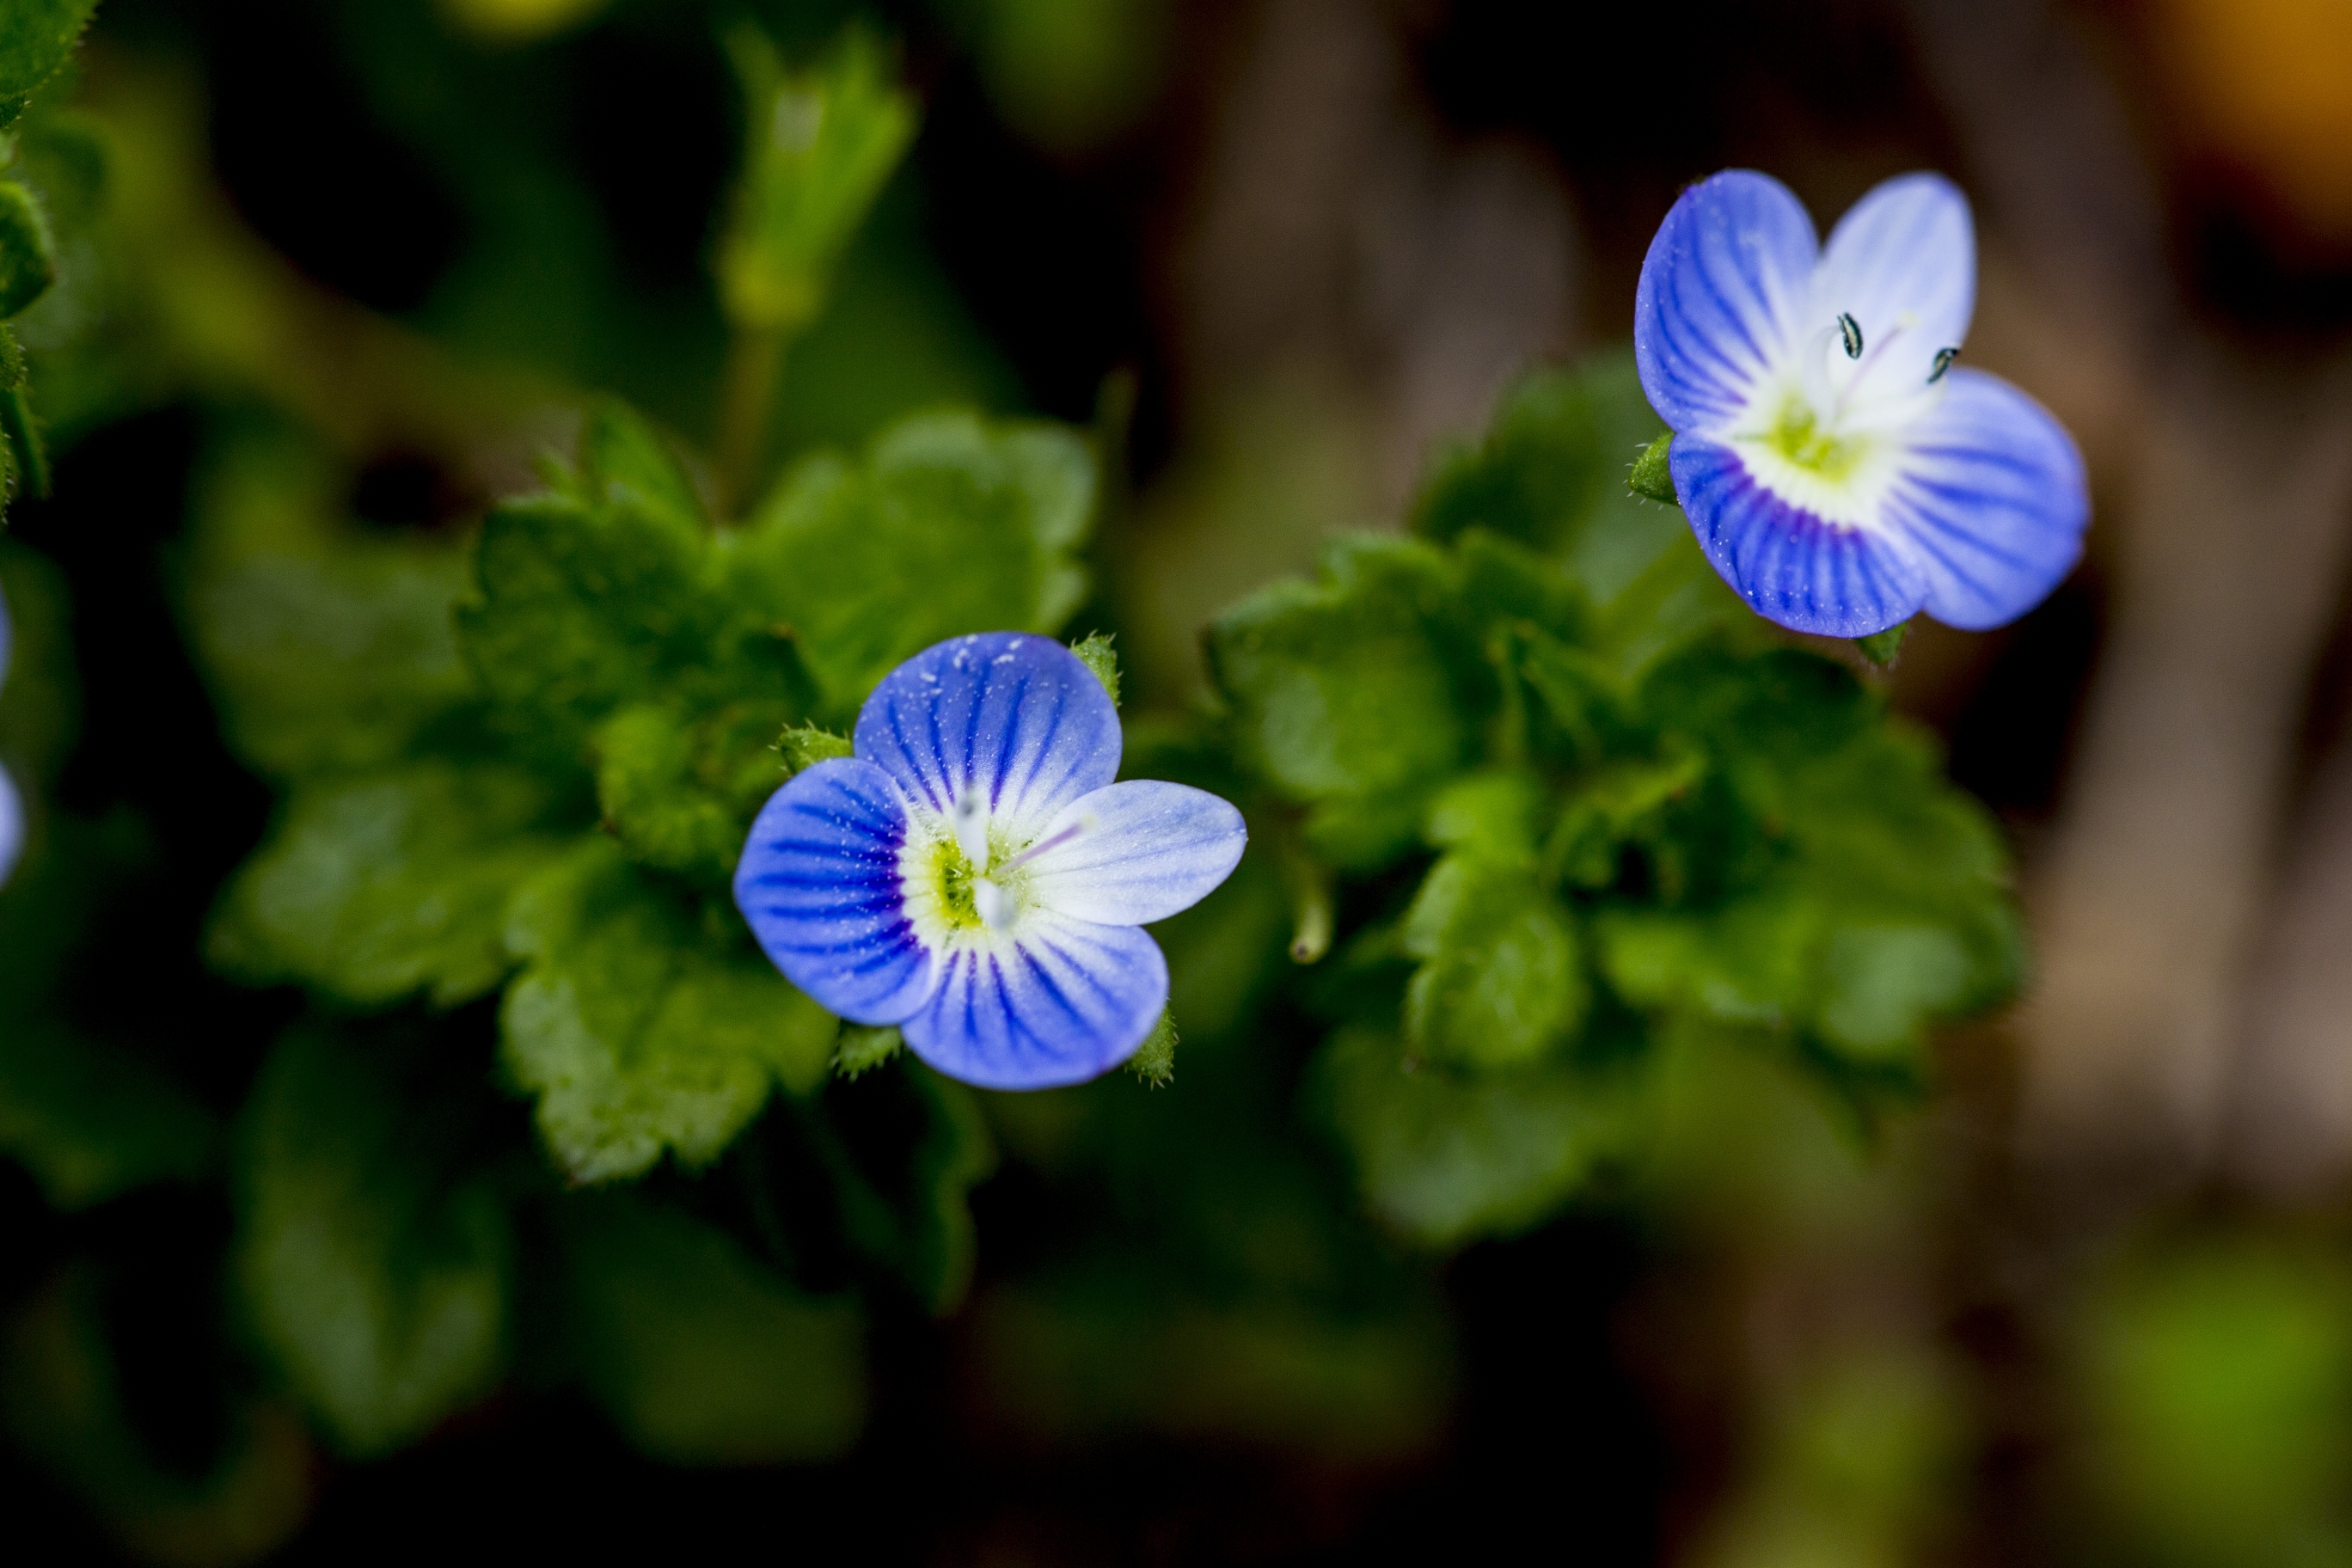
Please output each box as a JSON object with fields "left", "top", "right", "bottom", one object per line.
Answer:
{"left": 208, "top": 763, "right": 573, "bottom": 1009}
{"left": 0, "top": 0, "right": 97, "bottom": 111}
{"left": 729, "top": 409, "right": 1096, "bottom": 708}
{"left": 1314, "top": 1027, "right": 1642, "bottom": 1246}
{"left": 1596, "top": 660, "right": 2020, "bottom": 1068}
{"left": 1542, "top": 750, "right": 1707, "bottom": 890}
{"left": 716, "top": 28, "right": 920, "bottom": 334}
{"left": 500, "top": 841, "right": 838, "bottom": 1182}
{"left": 232, "top": 1029, "right": 510, "bottom": 1458}
{"left": 0, "top": 180, "right": 55, "bottom": 317}
{"left": 457, "top": 491, "right": 714, "bottom": 762}
{"left": 1207, "top": 536, "right": 1478, "bottom": 868}
{"left": 1410, "top": 352, "right": 1689, "bottom": 605}
{"left": 0, "top": 1020, "right": 217, "bottom": 1210}
{"left": 557, "top": 1191, "right": 864, "bottom": 1463}
{"left": 577, "top": 400, "right": 707, "bottom": 532}
{"left": 595, "top": 699, "right": 792, "bottom": 886}
{"left": 184, "top": 432, "right": 478, "bottom": 779}
{"left": 1401, "top": 853, "right": 1586, "bottom": 1070}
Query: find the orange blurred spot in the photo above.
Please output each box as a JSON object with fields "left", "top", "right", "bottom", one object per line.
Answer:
{"left": 2148, "top": 0, "right": 2352, "bottom": 247}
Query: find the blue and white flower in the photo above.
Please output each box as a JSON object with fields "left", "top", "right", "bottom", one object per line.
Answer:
{"left": 0, "top": 583, "right": 18, "bottom": 888}
{"left": 734, "top": 633, "right": 1247, "bottom": 1090}
{"left": 1635, "top": 168, "right": 2089, "bottom": 637}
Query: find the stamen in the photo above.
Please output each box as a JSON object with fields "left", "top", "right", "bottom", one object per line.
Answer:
{"left": 1836, "top": 313, "right": 1864, "bottom": 359}
{"left": 994, "top": 813, "right": 1097, "bottom": 876}
{"left": 1928, "top": 346, "right": 1958, "bottom": 383}
{"left": 973, "top": 879, "right": 1014, "bottom": 929}
{"left": 952, "top": 787, "right": 990, "bottom": 873}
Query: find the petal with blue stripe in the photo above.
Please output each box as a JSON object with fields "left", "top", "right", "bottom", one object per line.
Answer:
{"left": 1886, "top": 368, "right": 2089, "bottom": 630}
{"left": 733, "top": 757, "right": 938, "bottom": 1025}
{"left": 854, "top": 633, "right": 1121, "bottom": 835}
{"left": 0, "top": 766, "right": 18, "bottom": 889}
{"left": 1635, "top": 170, "right": 1818, "bottom": 437}
{"left": 1810, "top": 173, "right": 1975, "bottom": 407}
{"left": 1020, "top": 781, "right": 1247, "bottom": 927}
{"left": 1672, "top": 434, "right": 1928, "bottom": 637}
{"left": 902, "top": 916, "right": 1168, "bottom": 1090}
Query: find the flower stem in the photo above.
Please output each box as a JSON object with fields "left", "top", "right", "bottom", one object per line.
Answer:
{"left": 716, "top": 325, "right": 784, "bottom": 518}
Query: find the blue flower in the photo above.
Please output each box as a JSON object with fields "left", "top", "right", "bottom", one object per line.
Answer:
{"left": 1635, "top": 169, "right": 2089, "bottom": 637}
{"left": 734, "top": 633, "right": 1247, "bottom": 1090}
{"left": 0, "top": 582, "right": 18, "bottom": 889}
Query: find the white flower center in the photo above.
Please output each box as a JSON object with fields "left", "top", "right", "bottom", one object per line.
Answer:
{"left": 1724, "top": 308, "right": 1960, "bottom": 533}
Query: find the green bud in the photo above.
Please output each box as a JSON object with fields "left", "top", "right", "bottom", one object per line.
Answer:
{"left": 1626, "top": 431, "right": 1676, "bottom": 505}
{"left": 1069, "top": 631, "right": 1119, "bottom": 707}
{"left": 1855, "top": 622, "right": 1909, "bottom": 668}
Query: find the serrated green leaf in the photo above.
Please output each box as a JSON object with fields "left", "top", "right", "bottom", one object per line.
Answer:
{"left": 729, "top": 409, "right": 1096, "bottom": 707}
{"left": 500, "top": 841, "right": 837, "bottom": 1182}
{"left": 208, "top": 763, "right": 573, "bottom": 1009}
{"left": 717, "top": 28, "right": 919, "bottom": 334}
{"left": 0, "top": 180, "right": 55, "bottom": 318}
{"left": 1207, "top": 536, "right": 1478, "bottom": 868}
{"left": 457, "top": 491, "right": 713, "bottom": 761}
{"left": 184, "top": 432, "right": 477, "bottom": 779}
{"left": 233, "top": 1029, "right": 510, "bottom": 1459}
{"left": 1314, "top": 1027, "right": 1641, "bottom": 1246}
{"left": 1401, "top": 854, "right": 1586, "bottom": 1070}
{"left": 0, "top": 1020, "right": 216, "bottom": 1209}
{"left": 1410, "top": 351, "right": 1687, "bottom": 605}
{"left": 578, "top": 400, "right": 707, "bottom": 532}
{"left": 1595, "top": 691, "right": 2019, "bottom": 1068}
{"left": 557, "top": 1191, "right": 864, "bottom": 1463}
{"left": 0, "top": 0, "right": 96, "bottom": 110}
{"left": 595, "top": 699, "right": 792, "bottom": 885}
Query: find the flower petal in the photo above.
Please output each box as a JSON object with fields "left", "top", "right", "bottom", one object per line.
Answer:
{"left": 1020, "top": 781, "right": 1247, "bottom": 927}
{"left": 734, "top": 757, "right": 939, "bottom": 1025}
{"left": 0, "top": 766, "right": 19, "bottom": 890}
{"left": 902, "top": 916, "right": 1167, "bottom": 1090}
{"left": 1635, "top": 170, "right": 1819, "bottom": 437}
{"left": 1671, "top": 434, "right": 1928, "bottom": 637}
{"left": 1883, "top": 367, "right": 2088, "bottom": 630}
{"left": 1811, "top": 172, "right": 1975, "bottom": 407}
{"left": 854, "top": 633, "right": 1120, "bottom": 835}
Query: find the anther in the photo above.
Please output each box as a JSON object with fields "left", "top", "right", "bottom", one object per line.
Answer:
{"left": 973, "top": 879, "right": 1014, "bottom": 929}
{"left": 1928, "top": 346, "right": 1958, "bottom": 383}
{"left": 1836, "top": 313, "right": 1863, "bottom": 359}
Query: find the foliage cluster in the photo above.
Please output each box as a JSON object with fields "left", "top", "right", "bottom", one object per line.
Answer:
{"left": 0, "top": 3, "right": 2028, "bottom": 1558}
